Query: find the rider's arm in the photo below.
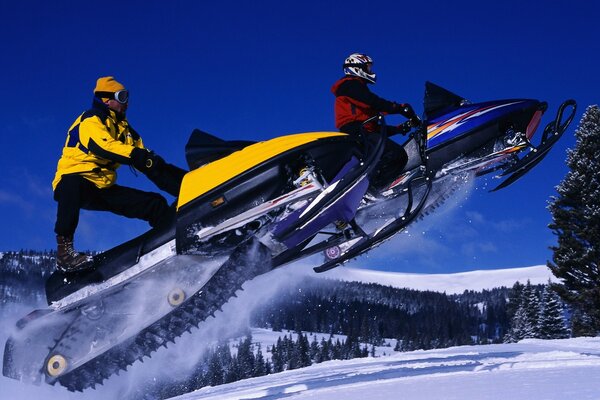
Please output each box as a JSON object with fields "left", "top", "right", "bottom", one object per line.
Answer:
{"left": 79, "top": 116, "right": 139, "bottom": 165}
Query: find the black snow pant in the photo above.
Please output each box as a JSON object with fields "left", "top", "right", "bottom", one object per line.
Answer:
{"left": 340, "top": 123, "right": 409, "bottom": 189}
{"left": 54, "top": 174, "right": 173, "bottom": 238}
{"left": 371, "top": 138, "right": 409, "bottom": 189}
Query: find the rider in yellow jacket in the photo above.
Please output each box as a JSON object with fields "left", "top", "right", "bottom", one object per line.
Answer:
{"left": 52, "top": 76, "right": 185, "bottom": 272}
{"left": 52, "top": 99, "right": 145, "bottom": 190}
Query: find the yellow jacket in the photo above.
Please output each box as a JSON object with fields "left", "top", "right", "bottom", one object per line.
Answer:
{"left": 52, "top": 100, "right": 144, "bottom": 190}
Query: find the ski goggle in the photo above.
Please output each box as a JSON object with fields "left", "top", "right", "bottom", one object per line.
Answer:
{"left": 95, "top": 90, "right": 129, "bottom": 104}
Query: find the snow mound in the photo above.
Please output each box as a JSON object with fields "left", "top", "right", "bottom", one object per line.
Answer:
{"left": 173, "top": 337, "right": 600, "bottom": 400}
{"left": 324, "top": 265, "right": 555, "bottom": 294}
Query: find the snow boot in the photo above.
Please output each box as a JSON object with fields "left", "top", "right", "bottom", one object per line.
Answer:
{"left": 56, "top": 235, "right": 93, "bottom": 273}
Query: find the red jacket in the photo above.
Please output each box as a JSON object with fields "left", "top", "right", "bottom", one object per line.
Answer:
{"left": 331, "top": 76, "right": 400, "bottom": 133}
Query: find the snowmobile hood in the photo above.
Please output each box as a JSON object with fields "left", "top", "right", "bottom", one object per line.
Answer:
{"left": 177, "top": 132, "right": 347, "bottom": 209}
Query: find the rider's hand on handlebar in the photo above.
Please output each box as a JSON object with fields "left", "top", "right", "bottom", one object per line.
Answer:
{"left": 396, "top": 103, "right": 417, "bottom": 119}
{"left": 131, "top": 148, "right": 166, "bottom": 172}
{"left": 409, "top": 116, "right": 422, "bottom": 127}
{"left": 395, "top": 121, "right": 413, "bottom": 135}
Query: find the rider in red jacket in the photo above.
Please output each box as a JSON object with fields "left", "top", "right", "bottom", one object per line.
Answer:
{"left": 332, "top": 53, "right": 419, "bottom": 135}
{"left": 331, "top": 53, "right": 420, "bottom": 188}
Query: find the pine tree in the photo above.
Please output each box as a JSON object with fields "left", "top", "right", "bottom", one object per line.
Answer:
{"left": 504, "top": 282, "right": 541, "bottom": 342}
{"left": 237, "top": 334, "right": 255, "bottom": 379}
{"left": 287, "top": 335, "right": 299, "bottom": 371}
{"left": 225, "top": 356, "right": 240, "bottom": 383}
{"left": 320, "top": 338, "right": 332, "bottom": 362}
{"left": 309, "top": 335, "right": 320, "bottom": 362}
{"left": 271, "top": 340, "right": 284, "bottom": 373}
{"left": 522, "top": 281, "right": 541, "bottom": 338}
{"left": 504, "top": 305, "right": 534, "bottom": 342}
{"left": 538, "top": 284, "right": 569, "bottom": 339}
{"left": 206, "top": 350, "right": 224, "bottom": 386}
{"left": 507, "top": 282, "right": 525, "bottom": 321}
{"left": 253, "top": 344, "right": 266, "bottom": 377}
{"left": 297, "top": 333, "right": 312, "bottom": 368}
{"left": 361, "top": 345, "right": 369, "bottom": 358}
{"left": 332, "top": 338, "right": 342, "bottom": 359}
{"left": 548, "top": 105, "right": 600, "bottom": 335}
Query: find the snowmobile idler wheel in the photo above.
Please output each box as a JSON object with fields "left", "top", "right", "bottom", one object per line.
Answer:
{"left": 46, "top": 354, "right": 68, "bottom": 377}
{"left": 325, "top": 245, "right": 341, "bottom": 260}
{"left": 167, "top": 288, "right": 186, "bottom": 306}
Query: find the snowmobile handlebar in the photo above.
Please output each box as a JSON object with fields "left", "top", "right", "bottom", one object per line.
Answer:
{"left": 395, "top": 119, "right": 421, "bottom": 136}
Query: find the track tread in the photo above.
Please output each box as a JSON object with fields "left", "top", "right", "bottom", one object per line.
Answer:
{"left": 54, "top": 247, "right": 269, "bottom": 391}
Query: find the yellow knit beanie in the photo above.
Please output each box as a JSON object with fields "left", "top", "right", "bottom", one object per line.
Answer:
{"left": 94, "top": 76, "right": 126, "bottom": 96}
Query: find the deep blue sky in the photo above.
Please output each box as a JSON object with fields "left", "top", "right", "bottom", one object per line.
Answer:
{"left": 0, "top": 0, "right": 598, "bottom": 273}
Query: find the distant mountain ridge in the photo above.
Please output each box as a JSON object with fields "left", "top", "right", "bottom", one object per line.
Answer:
{"left": 324, "top": 265, "right": 555, "bottom": 294}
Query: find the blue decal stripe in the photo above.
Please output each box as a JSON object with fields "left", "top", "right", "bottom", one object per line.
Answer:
{"left": 66, "top": 125, "right": 80, "bottom": 147}
{"left": 66, "top": 123, "right": 89, "bottom": 154}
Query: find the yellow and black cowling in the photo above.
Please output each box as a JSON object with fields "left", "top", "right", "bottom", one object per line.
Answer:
{"left": 43, "top": 130, "right": 361, "bottom": 304}
{"left": 175, "top": 131, "right": 361, "bottom": 255}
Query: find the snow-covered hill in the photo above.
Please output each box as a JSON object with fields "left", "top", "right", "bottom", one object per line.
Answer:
{"left": 0, "top": 264, "right": 566, "bottom": 400}
{"left": 324, "top": 264, "right": 555, "bottom": 294}
{"left": 173, "top": 336, "right": 600, "bottom": 400}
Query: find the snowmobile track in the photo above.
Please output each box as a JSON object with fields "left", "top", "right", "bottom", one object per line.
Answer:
{"left": 416, "top": 178, "right": 464, "bottom": 221}
{"left": 53, "top": 245, "right": 270, "bottom": 391}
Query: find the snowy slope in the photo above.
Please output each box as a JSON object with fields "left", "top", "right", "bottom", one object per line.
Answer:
{"left": 324, "top": 264, "right": 555, "bottom": 294}
{"left": 173, "top": 337, "right": 600, "bottom": 400}
{"left": 0, "top": 265, "right": 567, "bottom": 400}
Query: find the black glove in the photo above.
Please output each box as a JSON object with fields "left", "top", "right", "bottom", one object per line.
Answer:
{"left": 397, "top": 103, "right": 417, "bottom": 119}
{"left": 130, "top": 148, "right": 165, "bottom": 172}
{"left": 130, "top": 147, "right": 184, "bottom": 196}
{"left": 395, "top": 103, "right": 421, "bottom": 128}
{"left": 394, "top": 121, "right": 412, "bottom": 136}
{"left": 409, "top": 116, "right": 422, "bottom": 127}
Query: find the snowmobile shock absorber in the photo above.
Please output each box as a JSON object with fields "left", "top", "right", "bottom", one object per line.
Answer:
{"left": 293, "top": 167, "right": 324, "bottom": 189}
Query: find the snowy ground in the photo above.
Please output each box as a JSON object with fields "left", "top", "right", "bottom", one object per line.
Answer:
{"left": 174, "top": 337, "right": 600, "bottom": 400}
{"left": 0, "top": 265, "right": 586, "bottom": 400}
{"left": 3, "top": 329, "right": 600, "bottom": 399}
